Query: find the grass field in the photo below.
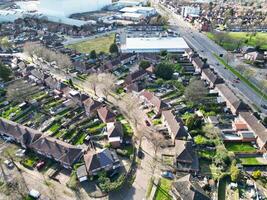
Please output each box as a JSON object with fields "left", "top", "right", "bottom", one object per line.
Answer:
{"left": 225, "top": 142, "right": 256, "bottom": 153}
{"left": 206, "top": 32, "right": 267, "bottom": 50}
{"left": 66, "top": 33, "right": 115, "bottom": 53}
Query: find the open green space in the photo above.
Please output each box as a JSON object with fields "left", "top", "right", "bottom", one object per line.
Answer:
{"left": 214, "top": 54, "right": 267, "bottom": 101}
{"left": 154, "top": 178, "right": 173, "bottom": 200}
{"left": 206, "top": 32, "right": 267, "bottom": 50}
{"left": 65, "top": 33, "right": 115, "bottom": 53}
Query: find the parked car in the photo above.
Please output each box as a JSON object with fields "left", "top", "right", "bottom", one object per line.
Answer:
{"left": 161, "top": 171, "right": 175, "bottom": 179}
{"left": 36, "top": 161, "right": 45, "bottom": 170}
{"left": 29, "top": 189, "right": 40, "bottom": 199}
{"left": 4, "top": 160, "right": 14, "bottom": 168}
{"left": 15, "top": 149, "right": 26, "bottom": 157}
{"left": 145, "top": 120, "right": 151, "bottom": 126}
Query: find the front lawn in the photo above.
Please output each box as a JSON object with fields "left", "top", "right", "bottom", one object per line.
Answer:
{"left": 21, "top": 153, "right": 39, "bottom": 169}
{"left": 225, "top": 142, "right": 256, "bottom": 153}
{"left": 147, "top": 110, "right": 156, "bottom": 118}
{"left": 239, "top": 157, "right": 263, "bottom": 165}
{"left": 154, "top": 178, "right": 173, "bottom": 200}
{"left": 65, "top": 33, "right": 115, "bottom": 53}
{"left": 122, "top": 122, "right": 133, "bottom": 136}
{"left": 152, "top": 118, "right": 162, "bottom": 125}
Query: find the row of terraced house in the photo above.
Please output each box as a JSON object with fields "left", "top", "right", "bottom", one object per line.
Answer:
{"left": 185, "top": 48, "right": 267, "bottom": 151}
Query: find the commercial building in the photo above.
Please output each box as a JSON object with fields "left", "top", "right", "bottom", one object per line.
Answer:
{"left": 121, "top": 37, "right": 189, "bottom": 53}
{"left": 39, "top": 0, "right": 112, "bottom": 17}
{"left": 120, "top": 6, "right": 157, "bottom": 17}
{"left": 181, "top": 6, "right": 200, "bottom": 18}
{"left": 122, "top": 12, "right": 144, "bottom": 21}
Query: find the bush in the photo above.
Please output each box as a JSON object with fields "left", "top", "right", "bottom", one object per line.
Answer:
{"left": 116, "top": 149, "right": 128, "bottom": 157}
{"left": 98, "top": 172, "right": 126, "bottom": 192}
{"left": 139, "top": 60, "right": 150, "bottom": 69}
{"left": 155, "top": 63, "right": 174, "bottom": 80}
{"left": 252, "top": 170, "right": 262, "bottom": 179}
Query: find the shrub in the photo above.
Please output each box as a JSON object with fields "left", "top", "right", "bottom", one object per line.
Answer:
{"left": 155, "top": 63, "right": 174, "bottom": 80}
{"left": 252, "top": 170, "right": 262, "bottom": 179}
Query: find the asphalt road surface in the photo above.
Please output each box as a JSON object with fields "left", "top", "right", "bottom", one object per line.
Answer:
{"left": 154, "top": 2, "right": 267, "bottom": 115}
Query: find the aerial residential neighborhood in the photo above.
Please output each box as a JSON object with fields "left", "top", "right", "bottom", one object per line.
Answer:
{"left": 0, "top": 0, "right": 266, "bottom": 200}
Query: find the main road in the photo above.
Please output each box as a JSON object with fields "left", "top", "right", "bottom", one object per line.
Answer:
{"left": 153, "top": 1, "right": 267, "bottom": 115}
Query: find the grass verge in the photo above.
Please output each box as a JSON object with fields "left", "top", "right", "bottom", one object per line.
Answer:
{"left": 154, "top": 178, "right": 172, "bottom": 200}
{"left": 214, "top": 54, "right": 267, "bottom": 101}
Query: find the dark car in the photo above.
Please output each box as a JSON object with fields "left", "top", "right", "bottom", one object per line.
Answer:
{"left": 145, "top": 120, "right": 151, "bottom": 126}
{"left": 137, "top": 149, "right": 144, "bottom": 159}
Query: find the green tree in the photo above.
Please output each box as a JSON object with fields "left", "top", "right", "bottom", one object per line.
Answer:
{"left": 214, "top": 144, "right": 230, "bottom": 167}
{"left": 252, "top": 170, "right": 262, "bottom": 179}
{"left": 109, "top": 43, "right": 119, "bottom": 55}
{"left": 194, "top": 135, "right": 208, "bottom": 145}
{"left": 160, "top": 50, "right": 168, "bottom": 57}
{"left": 0, "top": 63, "right": 12, "bottom": 82}
{"left": 90, "top": 50, "right": 97, "bottom": 59}
{"left": 155, "top": 63, "right": 174, "bottom": 80}
{"left": 230, "top": 161, "right": 241, "bottom": 182}
{"left": 139, "top": 60, "right": 150, "bottom": 69}
{"left": 186, "top": 115, "right": 202, "bottom": 131}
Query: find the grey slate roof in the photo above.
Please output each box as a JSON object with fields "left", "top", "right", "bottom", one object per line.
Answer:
{"left": 107, "top": 122, "right": 124, "bottom": 138}
{"left": 162, "top": 110, "right": 188, "bottom": 140}
{"left": 0, "top": 117, "right": 41, "bottom": 147}
{"left": 172, "top": 174, "right": 210, "bottom": 200}
{"left": 31, "top": 137, "right": 82, "bottom": 166}
{"left": 84, "top": 149, "right": 119, "bottom": 173}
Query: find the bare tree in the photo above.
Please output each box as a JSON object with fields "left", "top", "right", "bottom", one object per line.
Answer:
{"left": 184, "top": 79, "right": 208, "bottom": 104}
{"left": 23, "top": 42, "right": 72, "bottom": 70}
{"left": 97, "top": 73, "right": 117, "bottom": 99}
{"left": 202, "top": 123, "right": 220, "bottom": 139}
{"left": 224, "top": 52, "right": 234, "bottom": 64}
{"left": 84, "top": 73, "right": 99, "bottom": 96}
{"left": 7, "top": 80, "right": 39, "bottom": 103}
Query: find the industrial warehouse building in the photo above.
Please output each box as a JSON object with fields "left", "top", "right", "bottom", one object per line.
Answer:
{"left": 39, "top": 0, "right": 112, "bottom": 17}
{"left": 120, "top": 37, "right": 189, "bottom": 53}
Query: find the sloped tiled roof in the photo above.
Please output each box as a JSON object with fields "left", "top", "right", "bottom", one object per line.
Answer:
{"left": 216, "top": 84, "right": 248, "bottom": 111}
{"left": 31, "top": 137, "right": 82, "bottom": 166}
{"left": 172, "top": 174, "right": 210, "bottom": 200}
{"left": 84, "top": 149, "right": 119, "bottom": 173}
{"left": 162, "top": 110, "right": 187, "bottom": 139}
{"left": 0, "top": 117, "right": 42, "bottom": 147}
{"left": 97, "top": 106, "right": 116, "bottom": 123}
{"left": 107, "top": 122, "right": 124, "bottom": 138}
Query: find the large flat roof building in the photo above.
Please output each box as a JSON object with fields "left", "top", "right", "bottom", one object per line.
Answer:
{"left": 121, "top": 37, "right": 189, "bottom": 53}
{"left": 39, "top": 0, "right": 112, "bottom": 17}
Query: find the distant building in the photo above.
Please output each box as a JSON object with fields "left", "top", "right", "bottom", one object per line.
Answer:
{"left": 121, "top": 37, "right": 189, "bottom": 53}
{"left": 181, "top": 6, "right": 200, "bottom": 18}
{"left": 120, "top": 6, "right": 156, "bottom": 17}
{"left": 39, "top": 0, "right": 112, "bottom": 17}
